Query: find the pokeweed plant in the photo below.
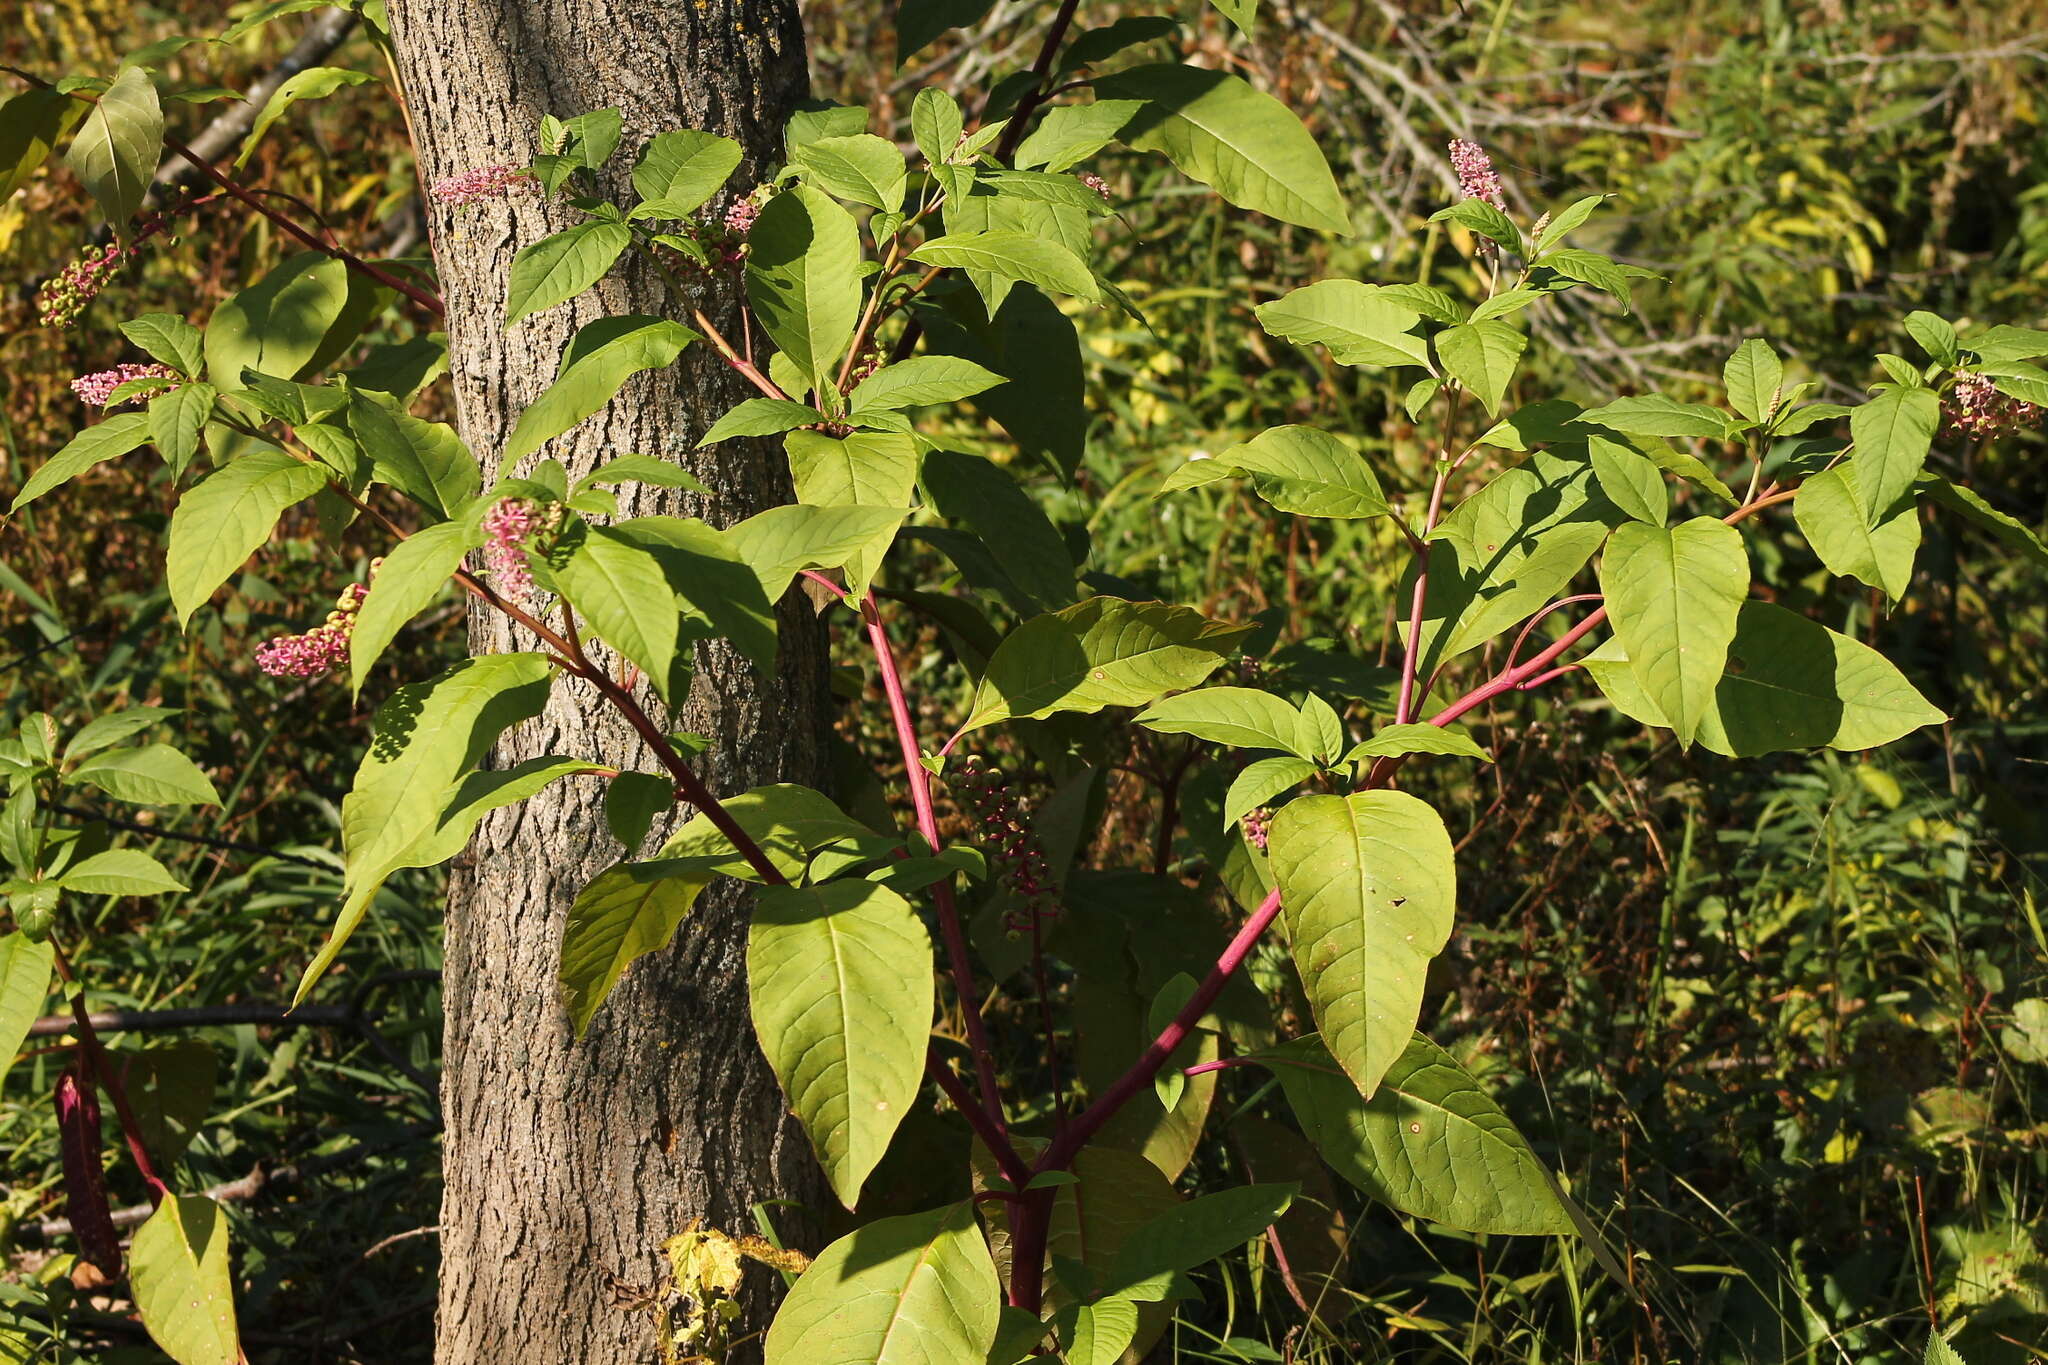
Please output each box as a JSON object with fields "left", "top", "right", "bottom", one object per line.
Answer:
{"left": 5, "top": 4, "right": 2047, "bottom": 1363}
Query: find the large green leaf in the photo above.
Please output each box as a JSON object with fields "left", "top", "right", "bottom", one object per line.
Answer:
{"left": 747, "top": 185, "right": 863, "bottom": 387}
{"left": 347, "top": 395, "right": 478, "bottom": 518}
{"left": 1160, "top": 425, "right": 1389, "bottom": 520}
{"left": 793, "top": 133, "right": 909, "bottom": 211}
{"left": 1252, "top": 280, "right": 1429, "bottom": 369}
{"left": 559, "top": 857, "right": 718, "bottom": 1036}
{"left": 1013, "top": 100, "right": 1143, "bottom": 173}
{"left": 605, "top": 515, "right": 781, "bottom": 678}
{"left": 503, "top": 316, "right": 696, "bottom": 465}
{"left": 1574, "top": 394, "right": 1729, "bottom": 440}
{"left": 631, "top": 129, "right": 742, "bottom": 217}
{"left": 167, "top": 451, "right": 330, "bottom": 624}
{"left": 1585, "top": 434, "right": 1667, "bottom": 525}
{"left": 1722, "top": 338, "right": 1784, "bottom": 425}
{"left": 236, "top": 66, "right": 374, "bottom": 167}
{"left": 1136, "top": 687, "right": 1315, "bottom": 757}
{"left": 1796, "top": 464, "right": 1919, "bottom": 600}
{"left": 70, "top": 744, "right": 221, "bottom": 807}
{"left": 300, "top": 654, "right": 555, "bottom": 1002}
{"left": 789, "top": 430, "right": 920, "bottom": 509}
{"left": 204, "top": 252, "right": 351, "bottom": 387}
{"left": 1096, "top": 64, "right": 1348, "bottom": 232}
{"left": 1581, "top": 600, "right": 1945, "bottom": 757}
{"left": 961, "top": 598, "right": 1250, "bottom": 735}
{"left": 1268, "top": 792, "right": 1456, "bottom": 1099}
{"left": 0, "top": 87, "right": 86, "bottom": 204}
{"left": 1436, "top": 321, "right": 1526, "bottom": 416}
{"left": 120, "top": 313, "right": 206, "bottom": 379}
{"left": 349, "top": 520, "right": 480, "bottom": 694}
{"left": 920, "top": 451, "right": 1075, "bottom": 611}
{"left": 1277, "top": 1033, "right": 1572, "bottom": 1235}
{"left": 65, "top": 66, "right": 162, "bottom": 235}
{"left": 1920, "top": 476, "right": 2048, "bottom": 572}
{"left": 920, "top": 287, "right": 1087, "bottom": 480}
{"left": 656, "top": 783, "right": 882, "bottom": 882}
{"left": 726, "top": 504, "right": 910, "bottom": 602}
{"left": 149, "top": 382, "right": 217, "bottom": 478}
{"left": 1848, "top": 385, "right": 1939, "bottom": 526}
{"left": 750, "top": 879, "right": 933, "bottom": 1209}
{"left": 10, "top": 412, "right": 153, "bottom": 511}
{"left": 764, "top": 1202, "right": 1001, "bottom": 1365}
{"left": 58, "top": 848, "right": 187, "bottom": 895}
{"left": 1098, "top": 1183, "right": 1298, "bottom": 1297}
{"left": 554, "top": 522, "right": 684, "bottom": 689}
{"left": 504, "top": 219, "right": 632, "bottom": 326}
{"left": 131, "top": 1195, "right": 239, "bottom": 1365}
{"left": 1597, "top": 517, "right": 1748, "bottom": 748}
{"left": 911, "top": 230, "right": 1099, "bottom": 309}
{"left": 850, "top": 357, "right": 1006, "bottom": 413}
{"left": 0, "top": 932, "right": 55, "bottom": 1091}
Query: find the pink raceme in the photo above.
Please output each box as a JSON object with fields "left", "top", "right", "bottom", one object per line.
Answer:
{"left": 481, "top": 497, "right": 551, "bottom": 603}
{"left": 430, "top": 163, "right": 535, "bottom": 208}
{"left": 255, "top": 581, "right": 371, "bottom": 680}
{"left": 1946, "top": 372, "right": 2042, "bottom": 438}
{"left": 71, "top": 363, "right": 180, "bottom": 408}
{"left": 1449, "top": 138, "right": 1506, "bottom": 210}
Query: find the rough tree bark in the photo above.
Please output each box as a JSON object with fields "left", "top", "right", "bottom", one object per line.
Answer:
{"left": 382, "top": 4, "right": 824, "bottom": 1361}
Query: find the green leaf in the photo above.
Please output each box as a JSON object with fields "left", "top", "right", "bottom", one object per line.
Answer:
{"left": 788, "top": 429, "right": 920, "bottom": 508}
{"left": 1598, "top": 518, "right": 1749, "bottom": 747}
{"left": 70, "top": 743, "right": 220, "bottom": 807}
{"left": 606, "top": 516, "right": 781, "bottom": 677}
{"left": 504, "top": 220, "right": 632, "bottom": 327}
{"left": 701, "top": 398, "right": 827, "bottom": 445}
{"left": 1530, "top": 194, "right": 1606, "bottom": 255}
{"left": 1277, "top": 1033, "right": 1572, "bottom": 1235}
{"left": 1795, "top": 464, "right": 1918, "bottom": 600}
{"left": 727, "top": 504, "right": 909, "bottom": 602}
{"left": 1096, "top": 64, "right": 1348, "bottom": 233}
{"left": 1537, "top": 248, "right": 1660, "bottom": 309}
{"left": 1136, "top": 687, "right": 1315, "bottom": 757}
{"left": 347, "top": 395, "right": 478, "bottom": 517}
{"left": 750, "top": 879, "right": 933, "bottom": 1208}
{"left": 911, "top": 230, "right": 1099, "bottom": 308}
{"left": 1575, "top": 394, "right": 1729, "bottom": 439}
{"left": 851, "top": 357, "right": 1005, "bottom": 413}
{"left": 603, "top": 772, "right": 671, "bottom": 852}
{"left": 236, "top": 66, "right": 373, "bottom": 167}
{"left": 748, "top": 185, "right": 863, "bottom": 387}
{"left": 503, "top": 316, "right": 696, "bottom": 466}
{"left": 167, "top": 451, "right": 330, "bottom": 624}
{"left": 10, "top": 412, "right": 152, "bottom": 511}
{"left": 920, "top": 286, "right": 1087, "bottom": 479}
{"left": 896, "top": 0, "right": 999, "bottom": 63}
{"left": 1054, "top": 1298, "right": 1138, "bottom": 1365}
{"left": 961, "top": 597, "right": 1251, "bottom": 735}
{"left": 1582, "top": 600, "right": 1944, "bottom": 757}
{"left": 1919, "top": 476, "right": 2048, "bottom": 571}
{"left": 630, "top": 129, "right": 742, "bottom": 216}
{"left": 1098, "top": 1184, "right": 1298, "bottom": 1297}
{"left": 1848, "top": 385, "right": 1940, "bottom": 525}
{"left": 1640, "top": 441, "right": 1738, "bottom": 505}
{"left": 350, "top": 520, "right": 479, "bottom": 694}
{"left": 0, "top": 932, "right": 55, "bottom": 1090}
{"left": 302, "top": 654, "right": 555, "bottom": 1002}
{"left": 1586, "top": 433, "right": 1667, "bottom": 525}
{"left": 559, "top": 857, "right": 717, "bottom": 1036}
{"left": 920, "top": 450, "right": 1075, "bottom": 610}
{"left": 555, "top": 523, "right": 683, "bottom": 688}
{"left": 1926, "top": 1335, "right": 1969, "bottom": 1365}
{"left": 573, "top": 454, "right": 711, "bottom": 495}
{"left": 1430, "top": 199, "right": 1521, "bottom": 250}
{"left": 1268, "top": 791, "right": 1456, "bottom": 1099}
{"left": 1162, "top": 425, "right": 1389, "bottom": 520}
{"left": 1013, "top": 100, "right": 1142, "bottom": 173}
{"left": 204, "top": 252, "right": 351, "bottom": 388}
{"left": 149, "top": 383, "right": 216, "bottom": 477}
{"left": 121, "top": 1041, "right": 216, "bottom": 1168}
{"left": 64, "top": 707, "right": 179, "bottom": 761}
{"left": 65, "top": 66, "right": 162, "bottom": 236}
{"left": 910, "top": 88, "right": 964, "bottom": 165}
{"left": 1253, "top": 280, "right": 1428, "bottom": 369}
{"left": 1722, "top": 338, "right": 1784, "bottom": 425}
{"left": 1435, "top": 321, "right": 1525, "bottom": 416}
{"left": 794, "top": 133, "right": 908, "bottom": 211}
{"left": 765, "top": 1201, "right": 1001, "bottom": 1364}
{"left": 1222, "top": 757, "right": 1316, "bottom": 829}
{"left": 58, "top": 848, "right": 187, "bottom": 896}
{"left": 121, "top": 313, "right": 205, "bottom": 377}
{"left": 1209, "top": 0, "right": 1257, "bottom": 33}
{"left": 0, "top": 87, "right": 86, "bottom": 204}
{"left": 131, "top": 1194, "right": 239, "bottom": 1365}
{"left": 1342, "top": 723, "right": 1490, "bottom": 763}
{"left": 657, "top": 782, "right": 880, "bottom": 882}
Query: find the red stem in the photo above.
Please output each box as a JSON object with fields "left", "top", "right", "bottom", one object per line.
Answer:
{"left": 928, "top": 1046, "right": 1030, "bottom": 1189}
{"left": 52, "top": 944, "right": 166, "bottom": 1205}
{"left": 860, "top": 594, "right": 1014, "bottom": 1145}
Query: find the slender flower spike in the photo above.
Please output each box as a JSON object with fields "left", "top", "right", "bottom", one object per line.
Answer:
{"left": 1080, "top": 173, "right": 1112, "bottom": 202}
{"left": 1449, "top": 137, "right": 1506, "bottom": 210}
{"left": 1945, "top": 372, "right": 2042, "bottom": 438}
{"left": 430, "top": 163, "right": 536, "bottom": 208}
{"left": 255, "top": 579, "right": 371, "bottom": 679}
{"left": 70, "top": 363, "right": 179, "bottom": 408}
{"left": 480, "top": 497, "right": 560, "bottom": 604}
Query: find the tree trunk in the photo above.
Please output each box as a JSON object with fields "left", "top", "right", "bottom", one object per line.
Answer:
{"left": 382, "top": 4, "right": 824, "bottom": 1362}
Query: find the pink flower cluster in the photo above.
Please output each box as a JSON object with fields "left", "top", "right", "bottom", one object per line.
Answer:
{"left": 723, "top": 198, "right": 760, "bottom": 235}
{"left": 430, "top": 163, "right": 535, "bottom": 209}
{"left": 255, "top": 581, "right": 370, "bottom": 679}
{"left": 37, "top": 217, "right": 167, "bottom": 328}
{"left": 1080, "top": 173, "right": 1111, "bottom": 202}
{"left": 1449, "top": 137, "right": 1506, "bottom": 210}
{"left": 952, "top": 758, "right": 1059, "bottom": 938}
{"left": 1241, "top": 806, "right": 1272, "bottom": 854}
{"left": 482, "top": 496, "right": 555, "bottom": 604}
{"left": 1945, "top": 372, "right": 2042, "bottom": 438}
{"left": 70, "top": 363, "right": 179, "bottom": 408}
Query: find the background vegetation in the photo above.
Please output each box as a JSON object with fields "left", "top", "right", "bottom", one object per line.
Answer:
{"left": 2, "top": 1, "right": 2044, "bottom": 1361}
